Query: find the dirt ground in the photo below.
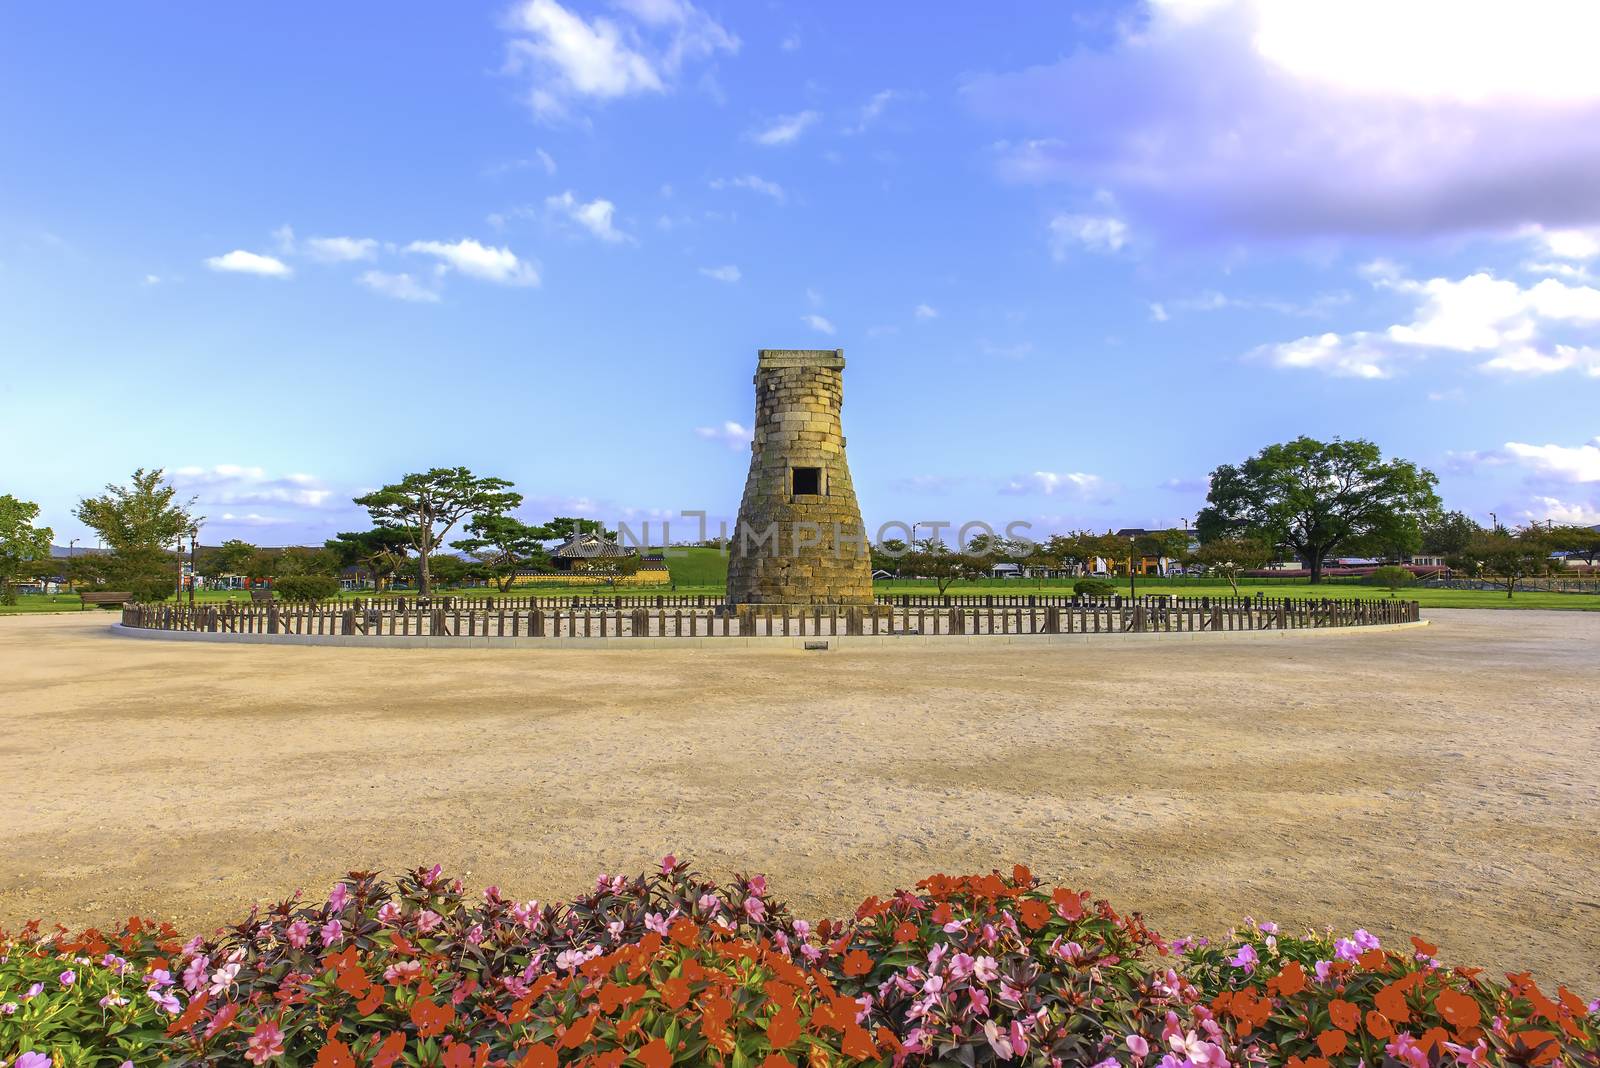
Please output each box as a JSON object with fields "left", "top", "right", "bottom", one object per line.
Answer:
{"left": 2, "top": 609, "right": 1596, "bottom": 992}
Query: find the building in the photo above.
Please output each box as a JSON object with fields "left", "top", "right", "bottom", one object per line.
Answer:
{"left": 549, "top": 530, "right": 636, "bottom": 571}
{"left": 726, "top": 349, "right": 873, "bottom": 605}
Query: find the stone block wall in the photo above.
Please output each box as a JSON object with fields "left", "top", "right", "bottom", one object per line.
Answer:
{"left": 726, "top": 349, "right": 874, "bottom": 605}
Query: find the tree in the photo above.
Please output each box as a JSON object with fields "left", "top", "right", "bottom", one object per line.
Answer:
{"left": 870, "top": 538, "right": 909, "bottom": 577}
{"left": 1197, "top": 437, "right": 1440, "bottom": 584}
{"left": 899, "top": 538, "right": 992, "bottom": 595}
{"left": 1185, "top": 535, "right": 1272, "bottom": 595}
{"left": 451, "top": 514, "right": 552, "bottom": 593}
{"left": 1546, "top": 524, "right": 1600, "bottom": 569}
{"left": 1448, "top": 528, "right": 1551, "bottom": 598}
{"left": 74, "top": 468, "right": 196, "bottom": 553}
{"left": 1420, "top": 510, "right": 1483, "bottom": 557}
{"left": 0, "top": 495, "right": 53, "bottom": 605}
{"left": 543, "top": 516, "right": 617, "bottom": 544}
{"left": 74, "top": 468, "right": 198, "bottom": 602}
{"left": 1367, "top": 565, "right": 1417, "bottom": 596}
{"left": 1134, "top": 528, "right": 1192, "bottom": 575}
{"left": 206, "top": 539, "right": 258, "bottom": 580}
{"left": 353, "top": 468, "right": 520, "bottom": 596}
{"left": 326, "top": 528, "right": 413, "bottom": 591}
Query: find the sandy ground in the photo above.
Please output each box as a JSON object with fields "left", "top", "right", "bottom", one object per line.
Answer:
{"left": 2, "top": 609, "right": 1596, "bottom": 992}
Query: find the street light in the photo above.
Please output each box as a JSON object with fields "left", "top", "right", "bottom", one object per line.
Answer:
{"left": 1128, "top": 534, "right": 1137, "bottom": 601}
{"left": 1489, "top": 511, "right": 1498, "bottom": 531}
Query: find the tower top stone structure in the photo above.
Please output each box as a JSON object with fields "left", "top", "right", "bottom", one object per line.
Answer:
{"left": 725, "top": 349, "right": 874, "bottom": 605}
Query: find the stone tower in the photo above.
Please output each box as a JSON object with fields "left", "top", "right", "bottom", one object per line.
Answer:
{"left": 726, "top": 349, "right": 874, "bottom": 605}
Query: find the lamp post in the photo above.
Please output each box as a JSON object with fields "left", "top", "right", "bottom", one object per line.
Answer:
{"left": 1128, "top": 534, "right": 1137, "bottom": 601}
{"left": 1489, "top": 511, "right": 1498, "bottom": 532}
{"left": 189, "top": 525, "right": 200, "bottom": 607}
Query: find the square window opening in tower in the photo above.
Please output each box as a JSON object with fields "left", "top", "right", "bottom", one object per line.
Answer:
{"left": 792, "top": 466, "right": 823, "bottom": 496}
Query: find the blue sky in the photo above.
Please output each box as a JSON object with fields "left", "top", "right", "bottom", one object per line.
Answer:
{"left": 4, "top": 0, "right": 1600, "bottom": 547}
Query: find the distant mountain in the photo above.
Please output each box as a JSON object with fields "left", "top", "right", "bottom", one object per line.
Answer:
{"left": 50, "top": 545, "right": 110, "bottom": 558}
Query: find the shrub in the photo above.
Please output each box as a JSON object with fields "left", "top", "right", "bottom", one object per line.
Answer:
{"left": 1074, "top": 578, "right": 1118, "bottom": 597}
{"left": 1366, "top": 566, "right": 1417, "bottom": 593}
{"left": 271, "top": 574, "right": 341, "bottom": 602}
{"left": 2, "top": 861, "right": 1596, "bottom": 1067}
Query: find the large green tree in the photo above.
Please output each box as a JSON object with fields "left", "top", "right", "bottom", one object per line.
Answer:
{"left": 1546, "top": 523, "right": 1600, "bottom": 569}
{"left": 1196, "top": 437, "right": 1440, "bottom": 583}
{"left": 73, "top": 468, "right": 198, "bottom": 601}
{"left": 1420, "top": 510, "right": 1484, "bottom": 557}
{"left": 353, "top": 468, "right": 519, "bottom": 596}
{"left": 900, "top": 538, "right": 993, "bottom": 595}
{"left": 451, "top": 514, "right": 552, "bottom": 593}
{"left": 0, "top": 495, "right": 54, "bottom": 605}
{"left": 206, "top": 538, "right": 258, "bottom": 579}
{"left": 1448, "top": 528, "right": 1552, "bottom": 598}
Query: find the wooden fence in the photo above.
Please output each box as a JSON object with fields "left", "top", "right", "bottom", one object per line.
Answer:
{"left": 121, "top": 594, "right": 1420, "bottom": 640}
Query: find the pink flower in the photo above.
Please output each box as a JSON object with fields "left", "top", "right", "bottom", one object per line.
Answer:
{"left": 15, "top": 1053, "right": 52, "bottom": 1068}
{"left": 748, "top": 875, "right": 768, "bottom": 896}
{"left": 422, "top": 863, "right": 443, "bottom": 886}
{"left": 58, "top": 969, "right": 76, "bottom": 987}
{"left": 644, "top": 912, "right": 670, "bottom": 936}
{"left": 1128, "top": 1034, "right": 1151, "bottom": 1059}
{"left": 146, "top": 968, "right": 174, "bottom": 989}
{"left": 1353, "top": 928, "right": 1381, "bottom": 951}
{"left": 148, "top": 989, "right": 182, "bottom": 1014}
{"left": 1445, "top": 1040, "right": 1491, "bottom": 1067}
{"left": 968, "top": 986, "right": 991, "bottom": 1017}
{"left": 1228, "top": 943, "right": 1258, "bottom": 973}
{"left": 1387, "top": 1033, "right": 1430, "bottom": 1068}
{"left": 466, "top": 923, "right": 484, "bottom": 945}
{"left": 743, "top": 895, "right": 766, "bottom": 922}
{"left": 376, "top": 902, "right": 401, "bottom": 925}
{"left": 327, "top": 883, "right": 349, "bottom": 912}
{"left": 415, "top": 909, "right": 442, "bottom": 934}
{"left": 0, "top": 1003, "right": 18, "bottom": 1016}
{"left": 697, "top": 893, "right": 722, "bottom": 916}
{"left": 285, "top": 920, "right": 310, "bottom": 949}
{"left": 1334, "top": 938, "right": 1359, "bottom": 961}
{"left": 1313, "top": 959, "right": 1333, "bottom": 983}
{"left": 23, "top": 983, "right": 43, "bottom": 1000}
{"left": 973, "top": 955, "right": 999, "bottom": 983}
{"left": 319, "top": 919, "right": 343, "bottom": 947}
{"left": 948, "top": 952, "right": 975, "bottom": 979}
{"left": 983, "top": 1020, "right": 1015, "bottom": 1059}
{"left": 208, "top": 962, "right": 241, "bottom": 996}
{"left": 660, "top": 854, "right": 677, "bottom": 875}
{"left": 383, "top": 960, "right": 422, "bottom": 984}
{"left": 245, "top": 1021, "right": 285, "bottom": 1065}
{"left": 1007, "top": 1021, "right": 1030, "bottom": 1058}
{"left": 792, "top": 919, "right": 811, "bottom": 938}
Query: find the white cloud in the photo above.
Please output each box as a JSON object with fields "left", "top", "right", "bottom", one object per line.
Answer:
{"left": 847, "top": 89, "right": 902, "bottom": 134}
{"left": 272, "top": 225, "right": 296, "bottom": 254}
{"left": 698, "top": 264, "right": 740, "bottom": 282}
{"left": 1258, "top": 269, "right": 1600, "bottom": 378}
{"left": 303, "top": 236, "right": 378, "bottom": 262}
{"left": 1001, "top": 471, "right": 1104, "bottom": 497}
{"left": 779, "top": 31, "right": 800, "bottom": 52}
{"left": 205, "top": 249, "right": 292, "bottom": 278}
{"left": 1503, "top": 439, "right": 1600, "bottom": 483}
{"left": 503, "top": 0, "right": 736, "bottom": 121}
{"left": 914, "top": 303, "right": 938, "bottom": 319}
{"left": 752, "top": 109, "right": 819, "bottom": 145}
{"left": 216, "top": 512, "right": 295, "bottom": 527}
{"left": 171, "top": 465, "right": 335, "bottom": 509}
{"left": 966, "top": 0, "right": 1600, "bottom": 241}
{"left": 694, "top": 420, "right": 753, "bottom": 449}
{"left": 536, "top": 148, "right": 558, "bottom": 174}
{"left": 545, "top": 190, "right": 630, "bottom": 242}
{"left": 709, "top": 174, "right": 786, "bottom": 202}
{"left": 142, "top": 274, "right": 161, "bottom": 286}
{"left": 406, "top": 238, "right": 540, "bottom": 286}
{"left": 1048, "top": 213, "right": 1127, "bottom": 257}
{"left": 1523, "top": 496, "right": 1600, "bottom": 525}
{"left": 359, "top": 270, "right": 441, "bottom": 303}
{"left": 801, "top": 313, "right": 835, "bottom": 335}
{"left": 1149, "top": 302, "right": 1170, "bottom": 322}
{"left": 1524, "top": 224, "right": 1600, "bottom": 261}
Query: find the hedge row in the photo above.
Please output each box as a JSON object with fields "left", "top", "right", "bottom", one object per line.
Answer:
{"left": 2, "top": 860, "right": 1595, "bottom": 1066}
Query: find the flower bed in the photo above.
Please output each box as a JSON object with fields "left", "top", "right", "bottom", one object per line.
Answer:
{"left": 2, "top": 860, "right": 1595, "bottom": 1067}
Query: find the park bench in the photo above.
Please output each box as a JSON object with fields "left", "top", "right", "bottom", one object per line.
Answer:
{"left": 250, "top": 587, "right": 273, "bottom": 604}
{"left": 79, "top": 591, "right": 133, "bottom": 609}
